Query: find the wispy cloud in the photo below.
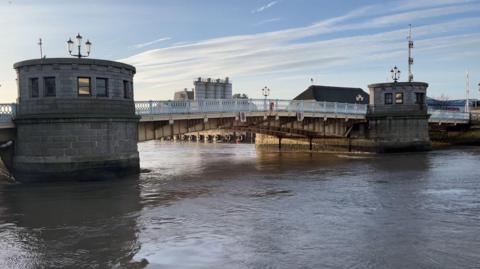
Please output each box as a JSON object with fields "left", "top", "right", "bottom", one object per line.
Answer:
{"left": 252, "top": 1, "right": 278, "bottom": 13}
{"left": 392, "top": 0, "right": 476, "bottom": 11}
{"left": 371, "top": 3, "right": 480, "bottom": 26}
{"left": 253, "top": 17, "right": 281, "bottom": 26}
{"left": 122, "top": 1, "right": 480, "bottom": 100}
{"left": 133, "top": 37, "right": 172, "bottom": 49}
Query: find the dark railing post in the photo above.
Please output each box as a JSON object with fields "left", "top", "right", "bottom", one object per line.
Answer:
{"left": 149, "top": 100, "right": 153, "bottom": 115}
{"left": 12, "top": 103, "right": 17, "bottom": 117}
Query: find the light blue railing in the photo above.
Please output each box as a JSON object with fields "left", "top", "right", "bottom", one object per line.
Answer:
{"left": 0, "top": 101, "right": 472, "bottom": 124}
{"left": 134, "top": 99, "right": 368, "bottom": 115}
{"left": 0, "top": 103, "right": 16, "bottom": 123}
{"left": 429, "top": 109, "right": 470, "bottom": 122}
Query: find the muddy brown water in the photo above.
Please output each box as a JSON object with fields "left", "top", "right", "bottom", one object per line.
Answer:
{"left": 1, "top": 142, "right": 479, "bottom": 268}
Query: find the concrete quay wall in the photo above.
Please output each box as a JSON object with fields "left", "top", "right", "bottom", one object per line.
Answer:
{"left": 430, "top": 127, "right": 480, "bottom": 147}
{"left": 255, "top": 134, "right": 375, "bottom": 153}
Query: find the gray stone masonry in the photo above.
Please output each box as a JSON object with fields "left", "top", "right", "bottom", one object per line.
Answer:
{"left": 367, "top": 82, "right": 431, "bottom": 152}
{"left": 12, "top": 58, "right": 139, "bottom": 182}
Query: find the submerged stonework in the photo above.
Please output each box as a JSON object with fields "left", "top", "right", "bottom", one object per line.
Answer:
{"left": 12, "top": 58, "right": 140, "bottom": 181}
{"left": 255, "top": 134, "right": 375, "bottom": 153}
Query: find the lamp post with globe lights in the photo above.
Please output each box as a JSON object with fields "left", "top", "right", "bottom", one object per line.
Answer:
{"left": 67, "top": 33, "right": 92, "bottom": 58}
{"left": 262, "top": 86, "right": 270, "bottom": 111}
{"left": 391, "top": 66, "right": 400, "bottom": 82}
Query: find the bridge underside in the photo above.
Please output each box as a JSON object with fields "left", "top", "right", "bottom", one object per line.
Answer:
{"left": 138, "top": 113, "right": 366, "bottom": 142}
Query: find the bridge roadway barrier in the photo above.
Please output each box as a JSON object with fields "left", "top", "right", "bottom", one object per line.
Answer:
{"left": 134, "top": 100, "right": 470, "bottom": 125}
{"left": 134, "top": 99, "right": 368, "bottom": 117}
{"left": 429, "top": 109, "right": 470, "bottom": 124}
{"left": 0, "top": 100, "right": 473, "bottom": 126}
{"left": 0, "top": 103, "right": 16, "bottom": 126}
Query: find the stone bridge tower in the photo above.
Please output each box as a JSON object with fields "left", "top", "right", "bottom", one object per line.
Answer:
{"left": 12, "top": 58, "right": 139, "bottom": 181}
{"left": 367, "top": 81, "right": 430, "bottom": 152}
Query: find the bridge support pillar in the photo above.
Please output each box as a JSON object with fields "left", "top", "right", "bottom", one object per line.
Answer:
{"left": 11, "top": 58, "right": 140, "bottom": 182}
{"left": 367, "top": 82, "right": 431, "bottom": 152}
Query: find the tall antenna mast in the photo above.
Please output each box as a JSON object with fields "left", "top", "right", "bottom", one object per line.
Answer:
{"left": 38, "top": 38, "right": 43, "bottom": 58}
{"left": 466, "top": 70, "right": 470, "bottom": 112}
{"left": 407, "top": 24, "right": 414, "bottom": 82}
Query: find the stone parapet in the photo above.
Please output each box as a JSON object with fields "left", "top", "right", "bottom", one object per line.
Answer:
{"left": 16, "top": 98, "right": 137, "bottom": 119}
{"left": 367, "top": 104, "right": 428, "bottom": 116}
{"left": 14, "top": 58, "right": 135, "bottom": 73}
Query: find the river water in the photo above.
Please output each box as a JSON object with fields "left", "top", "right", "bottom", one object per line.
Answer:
{"left": 1, "top": 141, "right": 479, "bottom": 269}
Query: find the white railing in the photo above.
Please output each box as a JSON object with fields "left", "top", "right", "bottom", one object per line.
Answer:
{"left": 0, "top": 101, "right": 473, "bottom": 124}
{"left": 429, "top": 109, "right": 470, "bottom": 122}
{"left": 0, "top": 103, "right": 16, "bottom": 123}
{"left": 134, "top": 99, "right": 368, "bottom": 116}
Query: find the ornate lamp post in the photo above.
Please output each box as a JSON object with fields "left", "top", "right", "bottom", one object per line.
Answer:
{"left": 391, "top": 66, "right": 400, "bottom": 82}
{"left": 67, "top": 33, "right": 92, "bottom": 58}
{"left": 261, "top": 86, "right": 270, "bottom": 100}
{"left": 262, "top": 86, "right": 270, "bottom": 111}
{"left": 475, "top": 83, "right": 480, "bottom": 107}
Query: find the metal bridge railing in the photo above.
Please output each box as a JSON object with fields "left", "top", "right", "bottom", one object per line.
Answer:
{"left": 429, "top": 109, "right": 470, "bottom": 122}
{"left": 0, "top": 103, "right": 16, "bottom": 123}
{"left": 0, "top": 101, "right": 472, "bottom": 124}
{"left": 134, "top": 99, "right": 368, "bottom": 116}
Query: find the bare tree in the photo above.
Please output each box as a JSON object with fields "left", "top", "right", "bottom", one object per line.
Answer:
{"left": 233, "top": 93, "right": 248, "bottom": 99}
{"left": 436, "top": 94, "right": 450, "bottom": 110}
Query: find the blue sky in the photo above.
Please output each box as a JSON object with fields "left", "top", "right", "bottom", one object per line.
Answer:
{"left": 0, "top": 0, "right": 479, "bottom": 102}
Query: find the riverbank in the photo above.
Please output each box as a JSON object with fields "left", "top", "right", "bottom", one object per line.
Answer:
{"left": 430, "top": 128, "right": 480, "bottom": 147}
{"left": 255, "top": 132, "right": 480, "bottom": 153}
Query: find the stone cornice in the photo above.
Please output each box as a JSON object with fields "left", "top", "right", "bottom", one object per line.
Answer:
{"left": 13, "top": 58, "right": 136, "bottom": 74}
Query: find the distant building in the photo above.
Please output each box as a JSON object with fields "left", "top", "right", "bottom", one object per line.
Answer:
{"left": 194, "top": 77, "right": 232, "bottom": 100}
{"left": 294, "top": 85, "right": 369, "bottom": 104}
{"left": 174, "top": 88, "right": 194, "bottom": 101}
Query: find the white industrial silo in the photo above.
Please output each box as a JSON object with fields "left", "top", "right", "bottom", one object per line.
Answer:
{"left": 224, "top": 77, "right": 232, "bottom": 99}
{"left": 206, "top": 78, "right": 215, "bottom": 99}
{"left": 193, "top": 77, "right": 233, "bottom": 99}
{"left": 194, "top": 77, "right": 206, "bottom": 100}
{"left": 214, "top": 79, "right": 222, "bottom": 99}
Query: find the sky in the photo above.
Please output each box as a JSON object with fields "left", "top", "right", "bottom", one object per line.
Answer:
{"left": 0, "top": 0, "right": 479, "bottom": 102}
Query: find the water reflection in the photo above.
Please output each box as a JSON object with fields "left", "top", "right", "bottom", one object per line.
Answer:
{"left": 1, "top": 142, "right": 479, "bottom": 268}
{"left": 0, "top": 177, "right": 145, "bottom": 268}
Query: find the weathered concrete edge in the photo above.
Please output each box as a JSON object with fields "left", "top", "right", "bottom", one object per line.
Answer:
{"left": 13, "top": 58, "right": 136, "bottom": 74}
{"left": 14, "top": 114, "right": 140, "bottom": 122}
{"left": 367, "top": 81, "right": 429, "bottom": 88}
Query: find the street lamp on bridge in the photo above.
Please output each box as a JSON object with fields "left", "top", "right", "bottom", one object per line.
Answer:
{"left": 391, "top": 66, "right": 400, "bottom": 82}
{"left": 262, "top": 86, "right": 270, "bottom": 112}
{"left": 477, "top": 82, "right": 480, "bottom": 108}
{"left": 261, "top": 86, "right": 270, "bottom": 100}
{"left": 67, "top": 33, "right": 92, "bottom": 58}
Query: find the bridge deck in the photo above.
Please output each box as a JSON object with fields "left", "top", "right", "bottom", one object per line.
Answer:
{"left": 0, "top": 100, "right": 472, "bottom": 127}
